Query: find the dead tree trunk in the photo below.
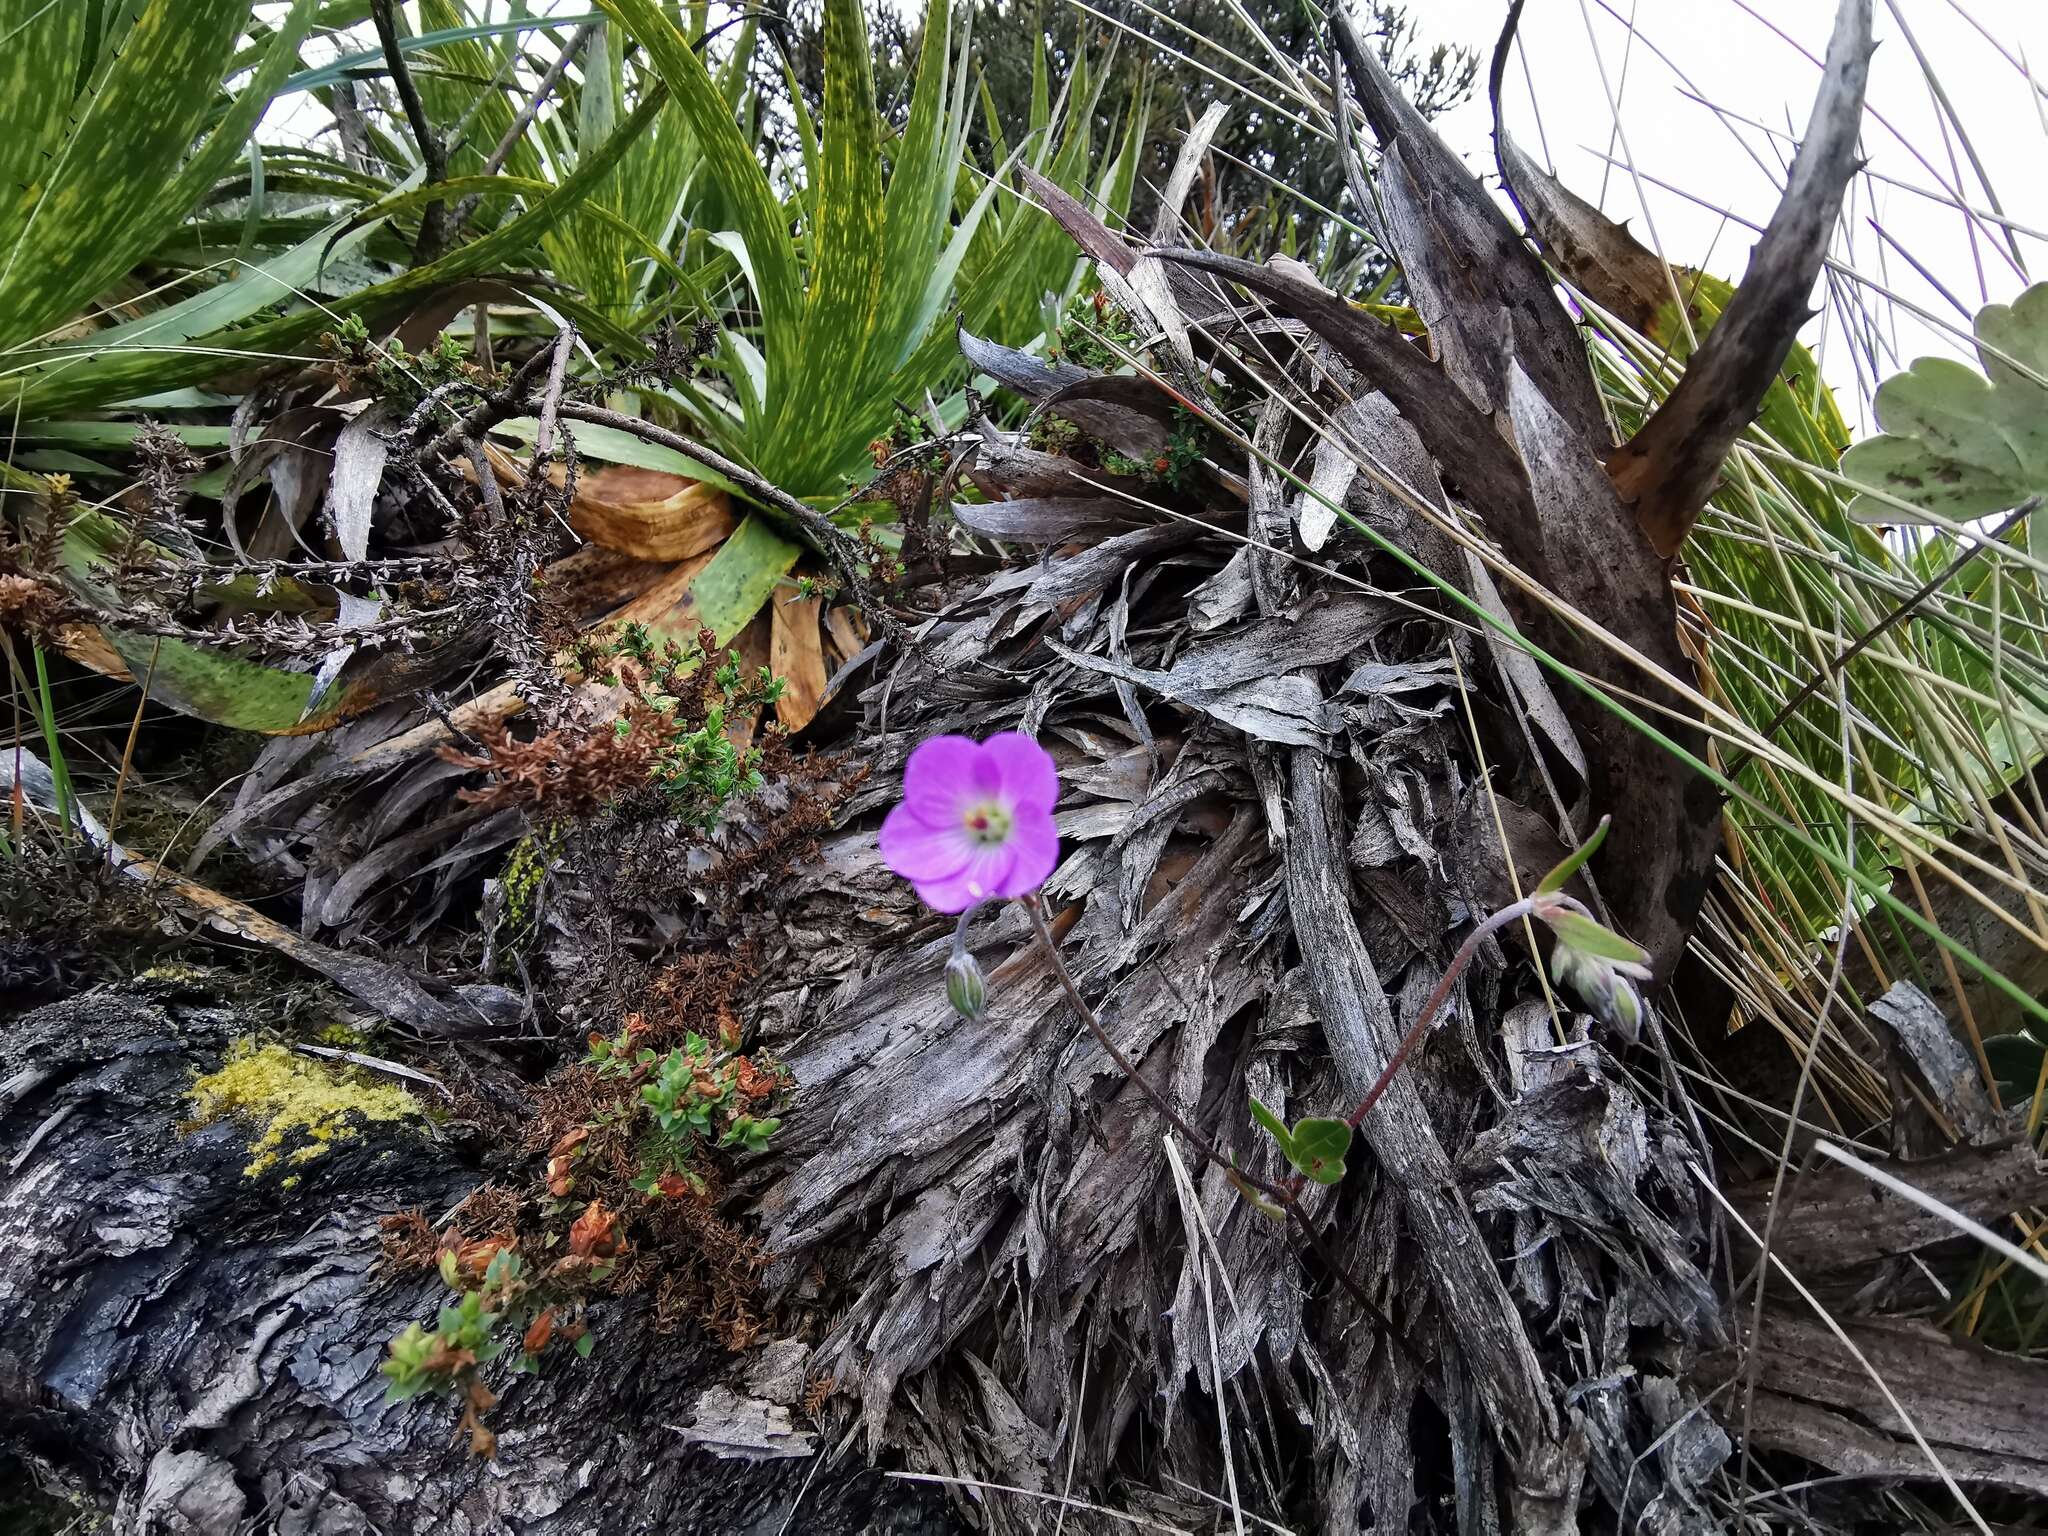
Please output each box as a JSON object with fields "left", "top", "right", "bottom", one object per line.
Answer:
{"left": 0, "top": 982, "right": 956, "bottom": 1534}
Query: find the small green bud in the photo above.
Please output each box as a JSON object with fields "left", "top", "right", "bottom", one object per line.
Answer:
{"left": 1550, "top": 938, "right": 1647, "bottom": 1040}
{"left": 1607, "top": 975, "right": 1643, "bottom": 1043}
{"left": 945, "top": 952, "right": 988, "bottom": 1020}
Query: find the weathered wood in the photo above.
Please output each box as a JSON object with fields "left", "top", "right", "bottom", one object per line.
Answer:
{"left": 1729, "top": 1140, "right": 2048, "bottom": 1274}
{"left": 1701, "top": 1312, "right": 2048, "bottom": 1500}
{"left": 0, "top": 984, "right": 956, "bottom": 1534}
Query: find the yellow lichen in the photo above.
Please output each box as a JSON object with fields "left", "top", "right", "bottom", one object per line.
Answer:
{"left": 186, "top": 1040, "right": 421, "bottom": 1179}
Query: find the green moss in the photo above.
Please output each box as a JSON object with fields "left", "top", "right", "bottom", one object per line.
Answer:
{"left": 500, "top": 833, "right": 552, "bottom": 931}
{"left": 186, "top": 1040, "right": 421, "bottom": 1179}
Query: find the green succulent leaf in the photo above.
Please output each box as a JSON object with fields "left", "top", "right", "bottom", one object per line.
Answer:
{"left": 1841, "top": 282, "right": 2048, "bottom": 527}
{"left": 1546, "top": 910, "right": 1653, "bottom": 968}
{"left": 1285, "top": 1118, "right": 1352, "bottom": 1185}
{"left": 1536, "top": 815, "right": 1612, "bottom": 895}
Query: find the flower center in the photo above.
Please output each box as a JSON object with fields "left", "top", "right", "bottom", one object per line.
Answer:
{"left": 960, "top": 797, "right": 1013, "bottom": 847}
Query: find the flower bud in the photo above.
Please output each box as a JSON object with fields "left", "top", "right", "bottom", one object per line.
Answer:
{"left": 1551, "top": 941, "right": 1647, "bottom": 1040}
{"left": 1549, "top": 941, "right": 1606, "bottom": 1007}
{"left": 945, "top": 951, "right": 988, "bottom": 1019}
{"left": 1607, "top": 975, "right": 1644, "bottom": 1043}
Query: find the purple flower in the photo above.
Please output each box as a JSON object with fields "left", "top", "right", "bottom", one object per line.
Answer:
{"left": 879, "top": 733, "right": 1060, "bottom": 912}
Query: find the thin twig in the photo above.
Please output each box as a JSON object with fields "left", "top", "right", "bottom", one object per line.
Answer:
{"left": 1738, "top": 674, "right": 1858, "bottom": 1491}
{"left": 529, "top": 327, "right": 578, "bottom": 465}
{"left": 447, "top": 21, "right": 599, "bottom": 242}
{"left": 370, "top": 0, "right": 452, "bottom": 263}
{"left": 1345, "top": 901, "right": 1530, "bottom": 1130}
{"left": 104, "top": 636, "right": 162, "bottom": 855}
{"left": 419, "top": 340, "right": 564, "bottom": 461}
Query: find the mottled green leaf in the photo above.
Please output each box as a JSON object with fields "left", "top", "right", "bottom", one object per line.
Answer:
{"left": 642, "top": 513, "right": 799, "bottom": 649}
{"left": 107, "top": 632, "right": 320, "bottom": 734}
{"left": 3, "top": 88, "right": 667, "bottom": 419}
{"left": 1842, "top": 282, "right": 2048, "bottom": 525}
{"left": 0, "top": 1, "right": 256, "bottom": 348}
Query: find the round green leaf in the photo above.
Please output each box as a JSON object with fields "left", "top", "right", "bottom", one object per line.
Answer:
{"left": 1285, "top": 1117, "right": 1351, "bottom": 1185}
{"left": 1842, "top": 282, "right": 2048, "bottom": 525}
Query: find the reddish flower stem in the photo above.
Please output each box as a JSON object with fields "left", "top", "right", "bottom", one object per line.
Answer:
{"left": 1343, "top": 898, "right": 1533, "bottom": 1130}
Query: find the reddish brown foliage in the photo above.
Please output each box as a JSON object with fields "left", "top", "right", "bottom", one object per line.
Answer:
{"left": 567, "top": 1200, "right": 624, "bottom": 1260}
{"left": 439, "top": 717, "right": 654, "bottom": 819}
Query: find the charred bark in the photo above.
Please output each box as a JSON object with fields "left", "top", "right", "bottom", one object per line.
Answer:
{"left": 0, "top": 981, "right": 956, "bottom": 1535}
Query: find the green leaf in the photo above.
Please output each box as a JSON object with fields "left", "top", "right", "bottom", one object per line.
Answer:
{"left": 1841, "top": 282, "right": 2048, "bottom": 525}
{"left": 279, "top": 12, "right": 604, "bottom": 95}
{"left": 3, "top": 85, "right": 669, "bottom": 419}
{"left": 1536, "top": 815, "right": 1611, "bottom": 895}
{"left": 597, "top": 0, "right": 801, "bottom": 380}
{"left": 0, "top": 0, "right": 320, "bottom": 352}
{"left": 0, "top": 0, "right": 90, "bottom": 212}
{"left": 1250, "top": 1098, "right": 1349, "bottom": 1184}
{"left": 1247, "top": 1097, "right": 1292, "bottom": 1155}
{"left": 489, "top": 418, "right": 737, "bottom": 494}
{"left": 105, "top": 632, "right": 321, "bottom": 734}
{"left": 574, "top": 1331, "right": 596, "bottom": 1359}
{"left": 1547, "top": 910, "right": 1653, "bottom": 969}
{"left": 1285, "top": 1117, "right": 1352, "bottom": 1185}
{"left": 640, "top": 513, "right": 800, "bottom": 650}
{"left": 766, "top": 0, "right": 884, "bottom": 476}
{"left": 1225, "top": 1169, "right": 1288, "bottom": 1222}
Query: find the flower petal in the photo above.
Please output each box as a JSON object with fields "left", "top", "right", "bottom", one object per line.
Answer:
{"left": 900, "top": 735, "right": 995, "bottom": 821}
{"left": 982, "top": 732, "right": 1059, "bottom": 813}
{"left": 913, "top": 843, "right": 1019, "bottom": 913}
{"left": 879, "top": 802, "right": 973, "bottom": 883}
{"left": 991, "top": 806, "right": 1058, "bottom": 898}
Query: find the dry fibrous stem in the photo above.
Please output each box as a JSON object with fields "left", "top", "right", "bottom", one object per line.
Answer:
{"left": 1024, "top": 892, "right": 1437, "bottom": 1324}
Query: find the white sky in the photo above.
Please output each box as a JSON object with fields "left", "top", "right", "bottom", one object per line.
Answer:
{"left": 1406, "top": 0, "right": 2048, "bottom": 424}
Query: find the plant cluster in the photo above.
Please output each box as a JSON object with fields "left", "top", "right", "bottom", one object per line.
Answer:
{"left": 379, "top": 940, "right": 791, "bottom": 1453}
{"left": 1046, "top": 287, "right": 1144, "bottom": 373}
{"left": 444, "top": 624, "right": 786, "bottom": 826}
{"left": 326, "top": 313, "right": 500, "bottom": 415}
{"left": 379, "top": 1202, "right": 622, "bottom": 1457}
{"left": 579, "top": 1020, "right": 788, "bottom": 1198}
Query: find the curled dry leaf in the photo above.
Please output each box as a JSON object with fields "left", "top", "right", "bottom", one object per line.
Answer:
{"left": 769, "top": 590, "right": 828, "bottom": 733}
{"left": 566, "top": 1200, "right": 624, "bottom": 1260}
{"left": 522, "top": 1309, "right": 556, "bottom": 1356}
{"left": 475, "top": 443, "right": 737, "bottom": 561}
